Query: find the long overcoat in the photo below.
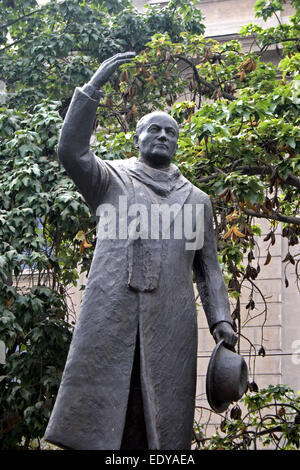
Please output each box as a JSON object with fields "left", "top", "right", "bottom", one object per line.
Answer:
{"left": 44, "top": 85, "right": 232, "bottom": 450}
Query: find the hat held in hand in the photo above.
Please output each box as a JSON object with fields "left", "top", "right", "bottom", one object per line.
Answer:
{"left": 206, "top": 339, "right": 248, "bottom": 413}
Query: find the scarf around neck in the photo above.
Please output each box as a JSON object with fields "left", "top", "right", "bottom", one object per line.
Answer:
{"left": 119, "top": 158, "right": 193, "bottom": 292}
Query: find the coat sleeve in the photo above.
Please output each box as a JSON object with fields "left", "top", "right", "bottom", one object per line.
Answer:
{"left": 193, "top": 195, "right": 232, "bottom": 333}
{"left": 57, "top": 85, "right": 109, "bottom": 214}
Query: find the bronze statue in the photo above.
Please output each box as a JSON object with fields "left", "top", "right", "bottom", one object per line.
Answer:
{"left": 44, "top": 53, "right": 237, "bottom": 450}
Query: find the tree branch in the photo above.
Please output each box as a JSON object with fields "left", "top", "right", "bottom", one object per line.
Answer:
{"left": 196, "top": 166, "right": 270, "bottom": 183}
{"left": 0, "top": 38, "right": 22, "bottom": 52}
{"left": 285, "top": 173, "right": 300, "bottom": 190}
{"left": 0, "top": 8, "right": 42, "bottom": 30}
{"left": 196, "top": 165, "right": 300, "bottom": 190}
{"left": 175, "top": 54, "right": 236, "bottom": 101}
{"left": 243, "top": 208, "right": 300, "bottom": 226}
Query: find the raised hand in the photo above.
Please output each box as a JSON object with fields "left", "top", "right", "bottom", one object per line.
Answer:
{"left": 88, "top": 52, "right": 136, "bottom": 90}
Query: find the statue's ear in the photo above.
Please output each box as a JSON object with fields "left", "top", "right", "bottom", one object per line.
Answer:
{"left": 133, "top": 134, "right": 139, "bottom": 148}
{"left": 171, "top": 142, "right": 178, "bottom": 159}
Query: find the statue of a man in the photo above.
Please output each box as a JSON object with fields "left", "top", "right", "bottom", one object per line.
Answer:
{"left": 44, "top": 53, "right": 237, "bottom": 450}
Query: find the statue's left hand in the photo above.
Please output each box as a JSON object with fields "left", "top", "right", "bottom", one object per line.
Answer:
{"left": 89, "top": 52, "right": 136, "bottom": 90}
{"left": 212, "top": 322, "right": 237, "bottom": 349}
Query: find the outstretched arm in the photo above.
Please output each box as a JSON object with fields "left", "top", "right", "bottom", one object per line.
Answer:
{"left": 193, "top": 196, "right": 237, "bottom": 348}
{"left": 57, "top": 52, "right": 136, "bottom": 213}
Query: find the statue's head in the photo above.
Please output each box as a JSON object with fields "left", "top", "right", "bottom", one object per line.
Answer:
{"left": 133, "top": 111, "right": 179, "bottom": 169}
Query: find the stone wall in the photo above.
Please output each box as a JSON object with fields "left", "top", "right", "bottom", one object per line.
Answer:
{"left": 196, "top": 218, "right": 300, "bottom": 424}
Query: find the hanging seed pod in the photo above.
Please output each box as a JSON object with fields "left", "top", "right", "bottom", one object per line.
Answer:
{"left": 218, "top": 187, "right": 230, "bottom": 199}
{"left": 245, "top": 265, "right": 252, "bottom": 279}
{"left": 220, "top": 419, "right": 227, "bottom": 433}
{"left": 129, "top": 85, "right": 137, "bottom": 98}
{"left": 226, "top": 209, "right": 239, "bottom": 222}
{"left": 271, "top": 232, "right": 276, "bottom": 245}
{"left": 231, "top": 308, "right": 240, "bottom": 322}
{"left": 223, "top": 226, "right": 234, "bottom": 240}
{"left": 233, "top": 225, "right": 245, "bottom": 238}
{"left": 262, "top": 205, "right": 271, "bottom": 215}
{"left": 282, "top": 227, "right": 290, "bottom": 238}
{"left": 249, "top": 381, "right": 259, "bottom": 392}
{"left": 294, "top": 413, "right": 300, "bottom": 425}
{"left": 230, "top": 404, "right": 242, "bottom": 420}
{"left": 121, "top": 70, "right": 129, "bottom": 83}
{"left": 264, "top": 251, "right": 272, "bottom": 265}
{"left": 289, "top": 235, "right": 299, "bottom": 247}
{"left": 265, "top": 197, "right": 273, "bottom": 210}
{"left": 263, "top": 232, "right": 272, "bottom": 242}
{"left": 105, "top": 95, "right": 113, "bottom": 108}
{"left": 239, "top": 70, "right": 246, "bottom": 81}
{"left": 239, "top": 57, "right": 251, "bottom": 71}
{"left": 250, "top": 267, "right": 258, "bottom": 279}
{"left": 246, "top": 299, "right": 255, "bottom": 310}
{"left": 224, "top": 190, "right": 232, "bottom": 203}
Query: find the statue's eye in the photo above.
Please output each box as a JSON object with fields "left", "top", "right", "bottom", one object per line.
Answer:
{"left": 149, "top": 126, "right": 160, "bottom": 133}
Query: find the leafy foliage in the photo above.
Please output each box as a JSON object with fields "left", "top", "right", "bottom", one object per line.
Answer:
{"left": 0, "top": 0, "right": 299, "bottom": 449}
{"left": 194, "top": 384, "right": 300, "bottom": 450}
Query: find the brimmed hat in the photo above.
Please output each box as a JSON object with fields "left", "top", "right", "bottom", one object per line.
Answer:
{"left": 206, "top": 339, "right": 248, "bottom": 413}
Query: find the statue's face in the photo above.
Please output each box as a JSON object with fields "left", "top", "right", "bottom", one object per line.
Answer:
{"left": 134, "top": 113, "right": 178, "bottom": 168}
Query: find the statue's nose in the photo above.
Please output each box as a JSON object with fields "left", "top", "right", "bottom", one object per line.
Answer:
{"left": 157, "top": 130, "right": 167, "bottom": 140}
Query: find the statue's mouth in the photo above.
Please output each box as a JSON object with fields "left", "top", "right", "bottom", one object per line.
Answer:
{"left": 154, "top": 143, "right": 168, "bottom": 149}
